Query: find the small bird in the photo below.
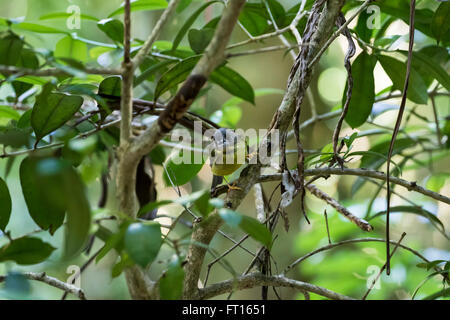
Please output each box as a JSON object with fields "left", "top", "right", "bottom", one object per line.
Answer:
{"left": 210, "top": 127, "right": 248, "bottom": 193}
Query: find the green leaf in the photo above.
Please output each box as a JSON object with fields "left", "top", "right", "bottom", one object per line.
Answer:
{"left": 0, "top": 106, "right": 20, "bottom": 122}
{"left": 96, "top": 222, "right": 129, "bottom": 262}
{"left": 171, "top": 1, "right": 222, "bottom": 51}
{"left": 149, "top": 145, "right": 166, "bottom": 165}
{"left": 219, "top": 209, "right": 272, "bottom": 248}
{"left": 98, "top": 76, "right": 122, "bottom": 98}
{"left": 239, "top": 3, "right": 269, "bottom": 36}
{"left": 370, "top": 205, "right": 446, "bottom": 237}
{"left": 13, "top": 22, "right": 69, "bottom": 34}
{"left": 39, "top": 12, "right": 99, "bottom": 21}
{"left": 108, "top": 0, "right": 168, "bottom": 17}
{"left": 376, "top": 0, "right": 434, "bottom": 38}
{"left": 124, "top": 222, "right": 162, "bottom": 268}
{"left": 188, "top": 28, "right": 214, "bottom": 54}
{"left": 31, "top": 92, "right": 84, "bottom": 142}
{"left": 409, "top": 50, "right": 450, "bottom": 92}
{"left": 55, "top": 35, "right": 88, "bottom": 62}
{"left": 377, "top": 55, "right": 428, "bottom": 104}
{"left": 20, "top": 157, "right": 65, "bottom": 234}
{"left": 344, "top": 52, "right": 376, "bottom": 128}
{"left": 431, "top": 2, "right": 450, "bottom": 44}
{"left": 162, "top": 148, "right": 204, "bottom": 186}
{"left": 210, "top": 66, "right": 255, "bottom": 104}
{"left": 0, "top": 177, "right": 12, "bottom": 232}
{"left": 213, "top": 104, "right": 242, "bottom": 128}
{"left": 0, "top": 237, "right": 55, "bottom": 265}
{"left": 134, "top": 60, "right": 174, "bottom": 86}
{"left": 355, "top": 7, "right": 373, "bottom": 42}
{"left": 159, "top": 255, "right": 185, "bottom": 300}
{"left": 154, "top": 55, "right": 200, "bottom": 100}
{"left": 98, "top": 18, "right": 124, "bottom": 43}
{"left": 426, "top": 174, "right": 447, "bottom": 193}
{"left": 0, "top": 32, "right": 24, "bottom": 66}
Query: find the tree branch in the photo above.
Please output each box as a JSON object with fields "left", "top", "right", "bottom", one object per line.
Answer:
{"left": 0, "top": 272, "right": 86, "bottom": 300}
{"left": 198, "top": 272, "right": 354, "bottom": 300}
{"left": 257, "top": 167, "right": 450, "bottom": 205}
{"left": 0, "top": 65, "right": 121, "bottom": 77}
{"left": 131, "top": 0, "right": 181, "bottom": 69}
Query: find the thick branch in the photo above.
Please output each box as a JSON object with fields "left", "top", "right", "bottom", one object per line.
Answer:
{"left": 181, "top": 0, "right": 347, "bottom": 300}
{"left": 198, "top": 272, "right": 354, "bottom": 300}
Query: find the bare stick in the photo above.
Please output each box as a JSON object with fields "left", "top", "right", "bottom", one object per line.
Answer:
{"left": 362, "top": 232, "right": 407, "bottom": 299}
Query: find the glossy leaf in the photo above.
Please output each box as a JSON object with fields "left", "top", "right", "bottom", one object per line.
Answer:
{"left": 426, "top": 174, "right": 447, "bottom": 193}
{"left": 108, "top": 0, "right": 168, "bottom": 17}
{"left": 0, "top": 177, "right": 12, "bottom": 232}
{"left": 344, "top": 52, "right": 376, "bottom": 128}
{"left": 138, "top": 200, "right": 172, "bottom": 217}
{"left": 98, "top": 18, "right": 124, "bottom": 43}
{"left": 163, "top": 149, "right": 204, "bottom": 186}
{"left": 377, "top": 55, "right": 428, "bottom": 104}
{"left": 175, "top": 189, "right": 211, "bottom": 217}
{"left": 0, "top": 237, "right": 55, "bottom": 265}
{"left": 55, "top": 35, "right": 88, "bottom": 62}
{"left": 154, "top": 55, "right": 200, "bottom": 100}
{"left": 13, "top": 22, "right": 69, "bottom": 34}
{"left": 20, "top": 157, "right": 65, "bottom": 234}
{"left": 210, "top": 66, "right": 255, "bottom": 104}
{"left": 98, "top": 76, "right": 122, "bottom": 98}
{"left": 238, "top": 3, "right": 269, "bottom": 36}
{"left": 31, "top": 92, "right": 83, "bottom": 142}
{"left": 124, "top": 222, "right": 162, "bottom": 268}
{"left": 188, "top": 28, "right": 214, "bottom": 54}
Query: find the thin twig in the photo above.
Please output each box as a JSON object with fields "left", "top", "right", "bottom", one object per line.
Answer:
{"left": 362, "top": 232, "right": 407, "bottom": 299}
{"left": 385, "top": 0, "right": 416, "bottom": 275}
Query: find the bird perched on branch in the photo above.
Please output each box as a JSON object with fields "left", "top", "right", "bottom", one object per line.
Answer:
{"left": 210, "top": 127, "right": 248, "bottom": 193}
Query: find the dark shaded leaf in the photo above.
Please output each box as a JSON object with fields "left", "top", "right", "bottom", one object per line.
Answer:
{"left": 31, "top": 92, "right": 83, "bottom": 142}
{"left": 0, "top": 177, "right": 12, "bottom": 231}
{"left": 431, "top": 2, "right": 450, "bottom": 44}
{"left": 188, "top": 28, "right": 214, "bottom": 54}
{"left": 20, "top": 157, "right": 65, "bottom": 234}
{"left": 0, "top": 32, "right": 24, "bottom": 66}
{"left": 159, "top": 255, "right": 184, "bottom": 300}
{"left": 0, "top": 237, "right": 55, "bottom": 265}
{"left": 172, "top": 1, "right": 222, "bottom": 51}
{"left": 98, "top": 18, "right": 124, "bottom": 43}
{"left": 344, "top": 52, "right": 376, "bottom": 128}
{"left": 377, "top": 55, "right": 428, "bottom": 104}
{"left": 210, "top": 66, "right": 255, "bottom": 104}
